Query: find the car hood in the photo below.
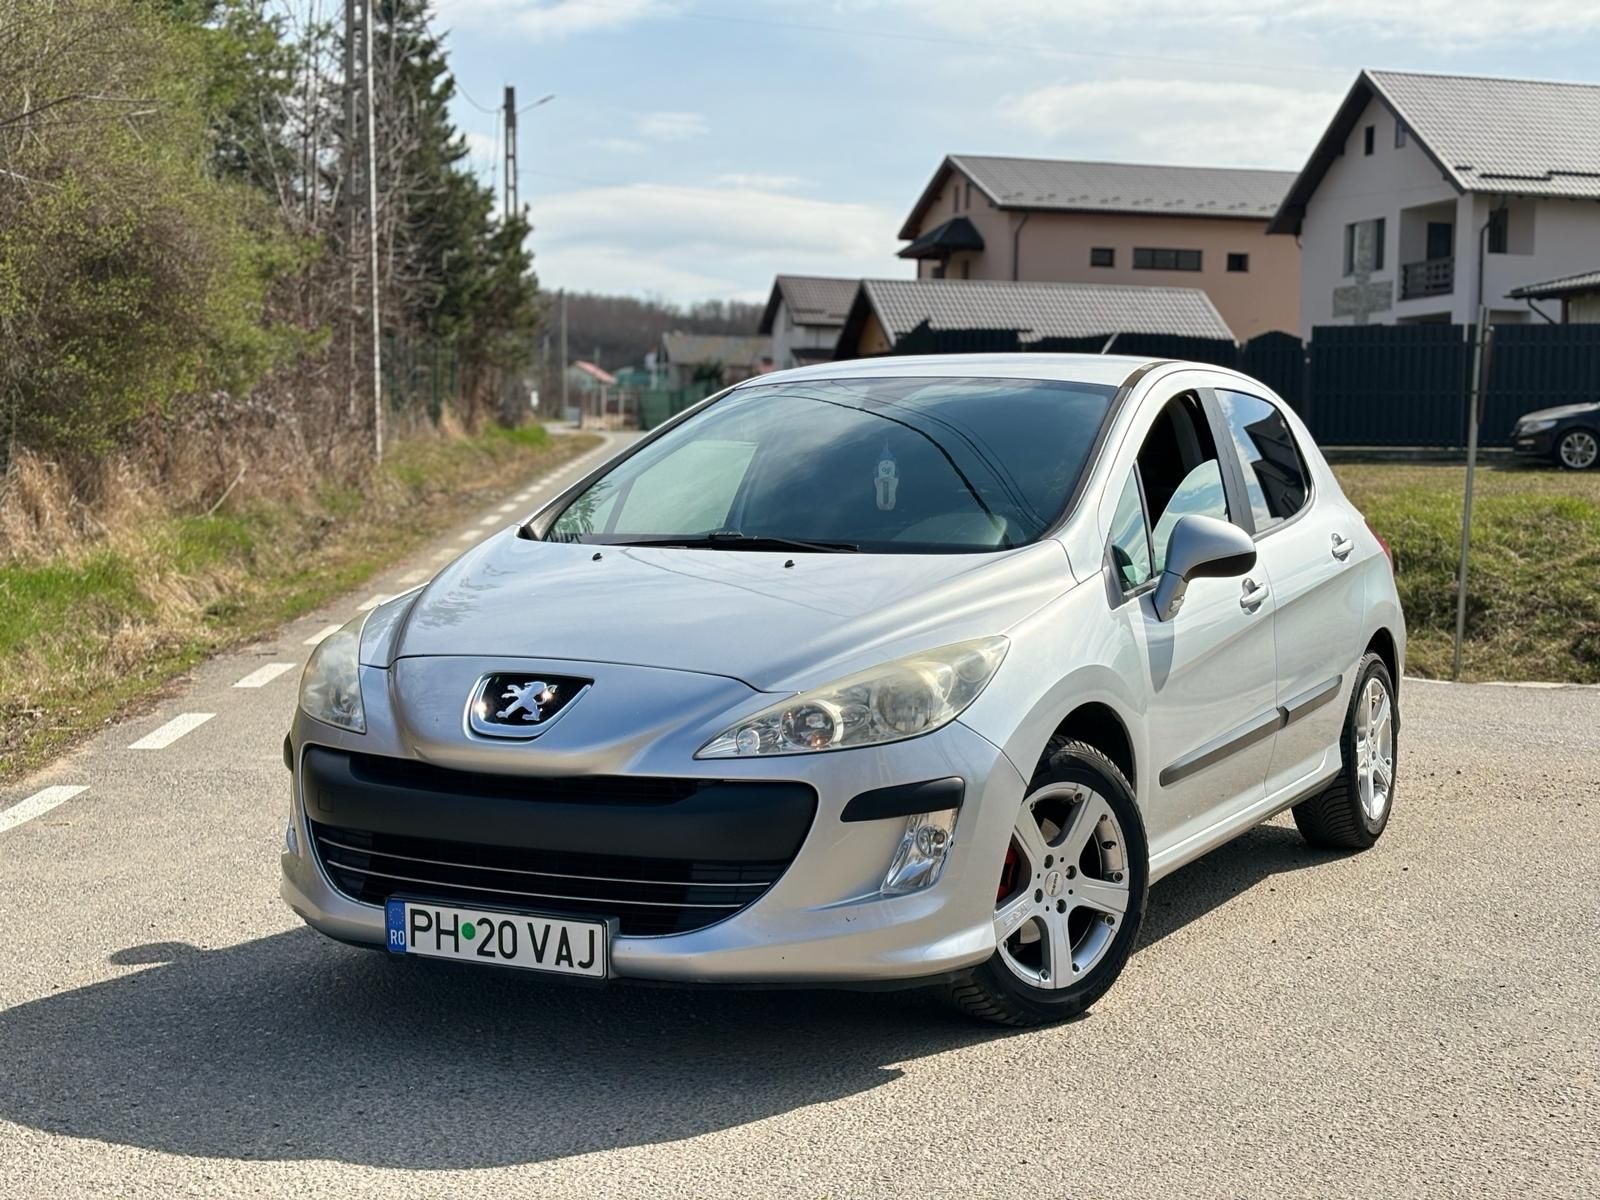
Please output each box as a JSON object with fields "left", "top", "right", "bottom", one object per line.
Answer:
{"left": 1519, "top": 402, "right": 1599, "bottom": 422}
{"left": 390, "top": 531, "right": 1072, "bottom": 691}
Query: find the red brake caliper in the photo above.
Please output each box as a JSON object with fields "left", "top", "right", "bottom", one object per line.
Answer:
{"left": 997, "top": 842, "right": 1020, "bottom": 902}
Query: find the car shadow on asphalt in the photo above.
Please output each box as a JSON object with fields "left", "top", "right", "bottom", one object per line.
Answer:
{"left": 1138, "top": 819, "right": 1335, "bottom": 949}
{"left": 0, "top": 926, "right": 1016, "bottom": 1169}
{"left": 0, "top": 821, "right": 1334, "bottom": 1170}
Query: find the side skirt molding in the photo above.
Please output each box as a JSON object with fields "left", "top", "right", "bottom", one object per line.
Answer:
{"left": 1159, "top": 673, "right": 1343, "bottom": 788}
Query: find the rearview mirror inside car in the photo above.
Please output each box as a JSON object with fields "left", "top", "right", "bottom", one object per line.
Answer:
{"left": 1152, "top": 515, "right": 1257, "bottom": 622}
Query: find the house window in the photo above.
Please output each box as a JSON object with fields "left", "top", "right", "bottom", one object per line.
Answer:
{"left": 1394, "top": 120, "right": 1407, "bottom": 148}
{"left": 1090, "top": 247, "right": 1115, "bottom": 268}
{"left": 1132, "top": 247, "right": 1202, "bottom": 271}
{"left": 930, "top": 262, "right": 946, "bottom": 279}
{"left": 965, "top": 180, "right": 973, "bottom": 210}
{"left": 1226, "top": 253, "right": 1249, "bottom": 273}
{"left": 1487, "top": 208, "right": 1508, "bottom": 254}
{"left": 1363, "top": 124, "right": 1375, "bottom": 155}
{"left": 1343, "top": 218, "right": 1386, "bottom": 275}
{"left": 961, "top": 259, "right": 971, "bottom": 279}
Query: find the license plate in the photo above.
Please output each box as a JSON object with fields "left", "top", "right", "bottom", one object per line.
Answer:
{"left": 385, "top": 899, "right": 608, "bottom": 978}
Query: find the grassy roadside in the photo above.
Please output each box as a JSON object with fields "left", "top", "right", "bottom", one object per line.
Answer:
{"left": 0, "top": 426, "right": 600, "bottom": 781}
{"left": 1333, "top": 462, "right": 1600, "bottom": 684}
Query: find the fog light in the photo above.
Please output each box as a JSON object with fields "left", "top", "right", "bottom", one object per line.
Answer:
{"left": 880, "top": 809, "right": 958, "bottom": 896}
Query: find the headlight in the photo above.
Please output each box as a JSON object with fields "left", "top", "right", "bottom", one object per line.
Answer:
{"left": 1519, "top": 418, "right": 1557, "bottom": 433}
{"left": 298, "top": 613, "right": 367, "bottom": 733}
{"left": 697, "top": 636, "right": 1008, "bottom": 758}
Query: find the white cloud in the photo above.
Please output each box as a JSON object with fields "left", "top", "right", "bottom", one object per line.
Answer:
{"left": 527, "top": 180, "right": 904, "bottom": 302}
{"left": 436, "top": 0, "right": 672, "bottom": 39}
{"left": 592, "top": 136, "right": 647, "bottom": 154}
{"left": 714, "top": 172, "right": 808, "bottom": 191}
{"left": 636, "top": 111, "right": 708, "bottom": 141}
{"left": 461, "top": 129, "right": 498, "bottom": 171}
{"left": 1000, "top": 78, "right": 1344, "bottom": 168}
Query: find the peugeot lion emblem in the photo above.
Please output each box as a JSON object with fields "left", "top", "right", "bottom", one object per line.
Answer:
{"left": 497, "top": 680, "right": 556, "bottom": 724}
{"left": 468, "top": 673, "right": 591, "bottom": 739}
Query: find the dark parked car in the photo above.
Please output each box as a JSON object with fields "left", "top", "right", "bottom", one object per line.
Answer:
{"left": 1511, "top": 403, "right": 1600, "bottom": 471}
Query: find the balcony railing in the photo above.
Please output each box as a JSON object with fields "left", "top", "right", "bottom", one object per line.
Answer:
{"left": 1401, "top": 256, "right": 1454, "bottom": 300}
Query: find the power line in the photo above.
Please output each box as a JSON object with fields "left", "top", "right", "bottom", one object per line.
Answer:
{"left": 453, "top": 78, "right": 500, "bottom": 114}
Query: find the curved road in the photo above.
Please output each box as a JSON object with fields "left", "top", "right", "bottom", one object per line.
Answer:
{"left": 1, "top": 433, "right": 1596, "bottom": 1197}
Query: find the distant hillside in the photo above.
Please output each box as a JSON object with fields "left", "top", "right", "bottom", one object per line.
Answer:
{"left": 547, "top": 293, "right": 764, "bottom": 372}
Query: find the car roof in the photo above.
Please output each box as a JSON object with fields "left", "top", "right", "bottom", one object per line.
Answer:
{"left": 741, "top": 353, "right": 1165, "bottom": 390}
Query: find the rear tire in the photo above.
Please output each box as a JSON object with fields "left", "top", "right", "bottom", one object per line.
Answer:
{"left": 946, "top": 739, "right": 1148, "bottom": 1027}
{"left": 1292, "top": 653, "right": 1397, "bottom": 850}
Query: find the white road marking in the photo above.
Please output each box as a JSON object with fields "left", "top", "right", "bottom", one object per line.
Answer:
{"left": 399, "top": 569, "right": 428, "bottom": 585}
{"left": 497, "top": 503, "right": 516, "bottom": 513}
{"left": 356, "top": 593, "right": 389, "bottom": 611}
{"left": 233, "top": 663, "right": 296, "bottom": 689}
{"left": 129, "top": 712, "right": 215, "bottom": 751}
{"left": 478, "top": 515, "right": 499, "bottom": 527}
{"left": 304, "top": 623, "right": 341, "bottom": 645}
{"left": 0, "top": 785, "right": 89, "bottom": 835}
{"left": 458, "top": 530, "right": 479, "bottom": 542}
{"left": 515, "top": 492, "right": 534, "bottom": 502}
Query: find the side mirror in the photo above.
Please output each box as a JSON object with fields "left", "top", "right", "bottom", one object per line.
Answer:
{"left": 1151, "top": 514, "right": 1257, "bottom": 621}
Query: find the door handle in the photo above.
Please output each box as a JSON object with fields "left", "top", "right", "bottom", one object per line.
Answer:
{"left": 1331, "top": 533, "right": 1354, "bottom": 561}
{"left": 1240, "top": 578, "right": 1269, "bottom": 612}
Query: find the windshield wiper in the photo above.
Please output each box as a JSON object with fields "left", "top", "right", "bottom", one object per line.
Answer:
{"left": 605, "top": 531, "right": 859, "bottom": 553}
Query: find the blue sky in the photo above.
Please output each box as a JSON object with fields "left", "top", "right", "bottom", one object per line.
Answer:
{"left": 432, "top": 0, "right": 1600, "bottom": 303}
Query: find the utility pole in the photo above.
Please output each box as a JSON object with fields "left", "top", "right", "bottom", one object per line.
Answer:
{"left": 503, "top": 85, "right": 518, "bottom": 221}
{"left": 1453, "top": 311, "right": 1491, "bottom": 678}
{"left": 342, "top": 0, "right": 357, "bottom": 417}
{"left": 362, "top": 0, "right": 382, "bottom": 462}
{"left": 342, "top": 0, "right": 382, "bottom": 459}
{"left": 560, "top": 289, "right": 570, "bottom": 423}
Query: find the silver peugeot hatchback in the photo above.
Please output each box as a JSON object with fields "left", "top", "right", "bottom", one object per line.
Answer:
{"left": 282, "top": 354, "right": 1404, "bottom": 1025}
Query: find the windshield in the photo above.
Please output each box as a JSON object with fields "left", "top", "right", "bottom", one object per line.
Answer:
{"left": 542, "top": 375, "right": 1117, "bottom": 553}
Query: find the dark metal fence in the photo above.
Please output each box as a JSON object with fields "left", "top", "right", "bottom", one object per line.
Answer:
{"left": 884, "top": 320, "right": 1599, "bottom": 448}
{"left": 1305, "top": 324, "right": 1474, "bottom": 447}
{"left": 1483, "top": 324, "right": 1600, "bottom": 442}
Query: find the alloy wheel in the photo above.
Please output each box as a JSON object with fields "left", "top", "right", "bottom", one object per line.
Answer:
{"left": 1353, "top": 676, "right": 1395, "bottom": 822}
{"left": 994, "top": 782, "right": 1130, "bottom": 989}
{"left": 1558, "top": 429, "right": 1598, "bottom": 470}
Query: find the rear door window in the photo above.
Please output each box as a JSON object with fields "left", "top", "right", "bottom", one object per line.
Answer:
{"left": 1215, "top": 390, "right": 1310, "bottom": 532}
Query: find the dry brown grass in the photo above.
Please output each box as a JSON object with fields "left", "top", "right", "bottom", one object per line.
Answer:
{"left": 0, "top": 420, "right": 599, "bottom": 780}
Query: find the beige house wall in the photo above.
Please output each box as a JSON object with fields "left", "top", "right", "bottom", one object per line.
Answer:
{"left": 908, "top": 170, "right": 1300, "bottom": 340}
{"left": 1570, "top": 294, "right": 1600, "bottom": 324}
{"left": 855, "top": 311, "right": 893, "bottom": 356}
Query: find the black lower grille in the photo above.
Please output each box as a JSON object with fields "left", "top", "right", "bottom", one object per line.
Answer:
{"left": 301, "top": 747, "right": 816, "bottom": 936}
{"left": 312, "top": 823, "right": 789, "bottom": 935}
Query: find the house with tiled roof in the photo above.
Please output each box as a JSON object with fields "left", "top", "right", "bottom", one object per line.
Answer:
{"left": 659, "top": 332, "right": 772, "bottom": 388}
{"left": 758, "top": 275, "right": 856, "bottom": 368}
{"left": 1269, "top": 69, "right": 1600, "bottom": 335}
{"left": 1509, "top": 270, "right": 1600, "bottom": 324}
{"left": 896, "top": 155, "right": 1300, "bottom": 339}
{"left": 833, "top": 278, "right": 1234, "bottom": 359}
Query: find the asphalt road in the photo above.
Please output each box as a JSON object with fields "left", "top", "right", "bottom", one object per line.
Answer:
{"left": 1, "top": 434, "right": 1596, "bottom": 1198}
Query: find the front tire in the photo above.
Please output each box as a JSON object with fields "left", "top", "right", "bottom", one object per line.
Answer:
{"left": 1292, "top": 653, "right": 1397, "bottom": 850}
{"left": 946, "top": 740, "right": 1148, "bottom": 1027}
{"left": 1557, "top": 427, "right": 1599, "bottom": 471}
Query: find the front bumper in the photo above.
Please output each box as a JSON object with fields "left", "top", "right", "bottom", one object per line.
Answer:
{"left": 1511, "top": 429, "right": 1558, "bottom": 458}
{"left": 280, "top": 656, "right": 1027, "bottom": 985}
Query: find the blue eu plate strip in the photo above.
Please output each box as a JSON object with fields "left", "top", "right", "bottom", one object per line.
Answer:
{"left": 385, "top": 899, "right": 407, "bottom": 954}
